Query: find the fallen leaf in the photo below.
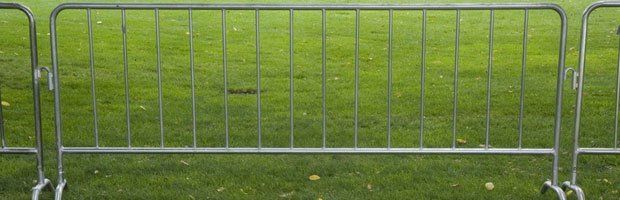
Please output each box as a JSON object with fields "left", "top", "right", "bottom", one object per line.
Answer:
{"left": 1, "top": 101, "right": 9, "bottom": 107}
{"left": 485, "top": 182, "right": 494, "bottom": 191}
{"left": 139, "top": 105, "right": 147, "bottom": 111}
{"left": 96, "top": 21, "right": 103, "bottom": 24}
{"left": 94, "top": 170, "right": 99, "bottom": 174}
{"left": 603, "top": 178, "right": 611, "bottom": 184}
{"left": 180, "top": 160, "right": 189, "bottom": 166}
{"left": 451, "top": 183, "right": 460, "bottom": 187}
{"left": 456, "top": 139, "right": 467, "bottom": 145}
{"left": 366, "top": 183, "right": 373, "bottom": 191}
{"left": 566, "top": 190, "right": 573, "bottom": 196}
{"left": 309, "top": 175, "right": 320, "bottom": 181}
{"left": 217, "top": 187, "right": 225, "bottom": 192}
{"left": 279, "top": 191, "right": 294, "bottom": 198}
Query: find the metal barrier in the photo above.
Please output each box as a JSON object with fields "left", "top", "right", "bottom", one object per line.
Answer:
{"left": 562, "top": 1, "right": 620, "bottom": 199}
{"left": 0, "top": 3, "right": 53, "bottom": 200}
{"left": 49, "top": 3, "right": 568, "bottom": 199}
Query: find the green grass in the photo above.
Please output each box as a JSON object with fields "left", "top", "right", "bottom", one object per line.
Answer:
{"left": 1, "top": 0, "right": 619, "bottom": 199}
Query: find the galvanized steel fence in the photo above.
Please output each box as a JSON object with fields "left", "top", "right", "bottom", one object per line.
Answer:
{"left": 0, "top": 3, "right": 53, "bottom": 200}
{"left": 48, "top": 3, "right": 569, "bottom": 199}
{"left": 562, "top": 1, "right": 620, "bottom": 200}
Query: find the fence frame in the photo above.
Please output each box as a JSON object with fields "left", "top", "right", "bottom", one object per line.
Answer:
{"left": 49, "top": 3, "right": 568, "bottom": 199}
{"left": 0, "top": 3, "right": 53, "bottom": 200}
{"left": 562, "top": 1, "right": 620, "bottom": 200}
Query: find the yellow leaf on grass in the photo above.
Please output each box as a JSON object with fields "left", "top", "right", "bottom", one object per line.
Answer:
{"left": 485, "top": 182, "right": 494, "bottom": 191}
{"left": 456, "top": 139, "right": 467, "bottom": 145}
{"left": 309, "top": 175, "right": 320, "bottom": 181}
{"left": 1, "top": 101, "right": 9, "bottom": 107}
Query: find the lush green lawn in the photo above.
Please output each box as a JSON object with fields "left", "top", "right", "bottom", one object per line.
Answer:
{"left": 1, "top": 0, "right": 619, "bottom": 199}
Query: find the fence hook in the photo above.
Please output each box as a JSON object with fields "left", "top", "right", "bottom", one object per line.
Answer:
{"left": 36, "top": 67, "right": 54, "bottom": 91}
{"left": 564, "top": 67, "right": 578, "bottom": 90}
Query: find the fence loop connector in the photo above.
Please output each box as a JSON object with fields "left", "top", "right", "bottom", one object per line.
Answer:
{"left": 564, "top": 67, "right": 578, "bottom": 90}
{"left": 37, "top": 66, "right": 53, "bottom": 91}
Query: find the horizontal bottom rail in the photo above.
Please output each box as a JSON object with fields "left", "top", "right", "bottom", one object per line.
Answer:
{"left": 0, "top": 147, "right": 38, "bottom": 154}
{"left": 577, "top": 148, "right": 620, "bottom": 155}
{"left": 61, "top": 147, "right": 555, "bottom": 155}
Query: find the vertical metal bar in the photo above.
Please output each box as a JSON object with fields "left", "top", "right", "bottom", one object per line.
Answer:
{"left": 321, "top": 9, "right": 327, "bottom": 149}
{"left": 121, "top": 9, "right": 131, "bottom": 148}
{"left": 419, "top": 9, "right": 426, "bottom": 149}
{"left": 354, "top": 9, "right": 360, "bottom": 149}
{"left": 554, "top": 7, "right": 568, "bottom": 186}
{"left": 87, "top": 9, "right": 99, "bottom": 148}
{"left": 222, "top": 9, "right": 229, "bottom": 148}
{"left": 615, "top": 27, "right": 620, "bottom": 150}
{"left": 387, "top": 9, "right": 393, "bottom": 149}
{"left": 485, "top": 10, "right": 494, "bottom": 150}
{"left": 0, "top": 88, "right": 5, "bottom": 148}
{"left": 518, "top": 9, "right": 528, "bottom": 150}
{"left": 289, "top": 9, "right": 294, "bottom": 149}
{"left": 50, "top": 5, "right": 67, "bottom": 189}
{"left": 452, "top": 10, "right": 460, "bottom": 150}
{"left": 256, "top": 9, "right": 262, "bottom": 149}
{"left": 155, "top": 8, "right": 164, "bottom": 148}
{"left": 572, "top": 5, "right": 587, "bottom": 185}
{"left": 189, "top": 8, "right": 197, "bottom": 148}
{"left": 27, "top": 7, "right": 45, "bottom": 184}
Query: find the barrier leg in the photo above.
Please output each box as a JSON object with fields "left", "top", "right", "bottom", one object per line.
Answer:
{"left": 540, "top": 180, "right": 567, "bottom": 200}
{"left": 561, "top": 181, "right": 585, "bottom": 200}
{"left": 31, "top": 178, "right": 52, "bottom": 200}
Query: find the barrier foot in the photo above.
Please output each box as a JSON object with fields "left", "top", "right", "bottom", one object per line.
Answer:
{"left": 54, "top": 179, "right": 67, "bottom": 200}
{"left": 540, "top": 180, "right": 567, "bottom": 200}
{"left": 561, "top": 181, "right": 585, "bottom": 200}
{"left": 31, "top": 178, "right": 52, "bottom": 200}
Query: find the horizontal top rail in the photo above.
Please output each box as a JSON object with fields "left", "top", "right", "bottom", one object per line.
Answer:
{"left": 50, "top": 3, "right": 566, "bottom": 12}
{"left": 0, "top": 3, "right": 35, "bottom": 22}
{"left": 61, "top": 147, "right": 555, "bottom": 155}
{"left": 583, "top": 1, "right": 620, "bottom": 14}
